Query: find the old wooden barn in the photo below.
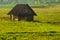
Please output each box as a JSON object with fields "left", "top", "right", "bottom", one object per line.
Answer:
{"left": 8, "top": 4, "right": 37, "bottom": 21}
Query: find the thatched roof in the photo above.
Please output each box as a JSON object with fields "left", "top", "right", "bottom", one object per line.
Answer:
{"left": 8, "top": 4, "right": 37, "bottom": 16}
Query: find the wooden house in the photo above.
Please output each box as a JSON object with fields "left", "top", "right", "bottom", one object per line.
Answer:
{"left": 8, "top": 4, "right": 37, "bottom": 21}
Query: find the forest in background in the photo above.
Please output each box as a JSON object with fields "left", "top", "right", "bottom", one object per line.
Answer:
{"left": 0, "top": 0, "right": 60, "bottom": 7}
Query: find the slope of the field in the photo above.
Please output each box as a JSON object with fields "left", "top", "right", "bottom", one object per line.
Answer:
{"left": 0, "top": 6, "right": 60, "bottom": 33}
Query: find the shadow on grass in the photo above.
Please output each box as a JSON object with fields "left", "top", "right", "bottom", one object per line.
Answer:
{"left": 27, "top": 20, "right": 42, "bottom": 23}
{"left": 32, "top": 20, "right": 42, "bottom": 23}
{"left": 46, "top": 22, "right": 60, "bottom": 25}
{"left": 29, "top": 20, "right": 60, "bottom": 25}
{"left": 0, "top": 17, "right": 60, "bottom": 25}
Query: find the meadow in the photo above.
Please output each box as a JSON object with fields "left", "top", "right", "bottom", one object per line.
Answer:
{"left": 0, "top": 5, "right": 60, "bottom": 40}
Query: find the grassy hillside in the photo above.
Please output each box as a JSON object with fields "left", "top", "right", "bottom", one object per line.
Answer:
{"left": 0, "top": 6, "right": 60, "bottom": 40}
{"left": 0, "top": 6, "right": 60, "bottom": 32}
{"left": 0, "top": 6, "right": 60, "bottom": 22}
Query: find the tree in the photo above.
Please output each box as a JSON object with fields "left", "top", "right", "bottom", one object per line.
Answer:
{"left": 0, "top": 0, "right": 3, "bottom": 4}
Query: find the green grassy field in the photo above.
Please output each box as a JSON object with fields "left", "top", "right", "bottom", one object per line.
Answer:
{"left": 0, "top": 6, "right": 60, "bottom": 40}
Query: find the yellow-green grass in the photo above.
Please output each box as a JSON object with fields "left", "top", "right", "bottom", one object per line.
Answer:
{"left": 0, "top": 6, "right": 60, "bottom": 22}
{"left": 0, "top": 6, "right": 60, "bottom": 33}
{"left": 0, "top": 6, "right": 60, "bottom": 40}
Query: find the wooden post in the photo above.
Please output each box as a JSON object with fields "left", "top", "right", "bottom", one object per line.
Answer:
{"left": 13, "top": 16, "right": 15, "bottom": 21}
{"left": 10, "top": 14, "right": 14, "bottom": 21}
{"left": 10, "top": 15, "right": 12, "bottom": 20}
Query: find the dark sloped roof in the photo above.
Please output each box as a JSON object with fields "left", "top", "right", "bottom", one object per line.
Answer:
{"left": 8, "top": 4, "right": 37, "bottom": 16}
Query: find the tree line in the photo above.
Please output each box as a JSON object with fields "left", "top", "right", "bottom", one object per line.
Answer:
{"left": 0, "top": 0, "right": 60, "bottom": 5}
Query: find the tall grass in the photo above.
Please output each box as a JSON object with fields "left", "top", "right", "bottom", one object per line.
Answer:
{"left": 0, "top": 6, "right": 60, "bottom": 33}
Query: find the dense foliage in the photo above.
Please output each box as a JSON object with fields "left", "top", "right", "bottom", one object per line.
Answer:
{"left": 0, "top": 0, "right": 60, "bottom": 6}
